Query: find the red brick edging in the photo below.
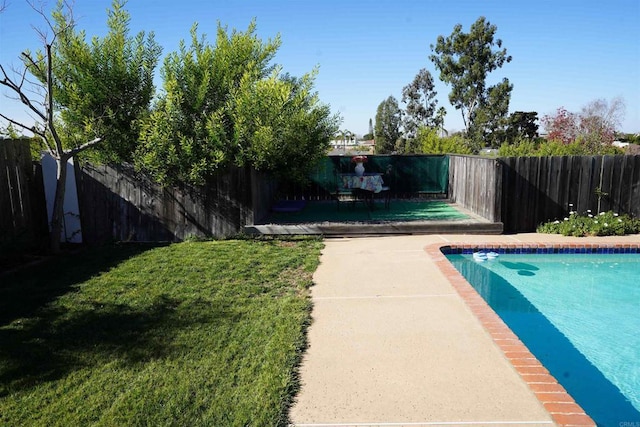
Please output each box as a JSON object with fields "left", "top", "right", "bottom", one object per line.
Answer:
{"left": 422, "top": 242, "right": 635, "bottom": 427}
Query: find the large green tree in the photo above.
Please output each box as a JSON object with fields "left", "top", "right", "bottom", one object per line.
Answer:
{"left": 29, "top": 0, "right": 162, "bottom": 163}
{"left": 374, "top": 96, "right": 401, "bottom": 154}
{"left": 401, "top": 68, "right": 440, "bottom": 139}
{"left": 430, "top": 16, "right": 512, "bottom": 146}
{"left": 136, "top": 21, "right": 338, "bottom": 185}
{"left": 233, "top": 70, "right": 338, "bottom": 182}
{"left": 0, "top": 0, "right": 160, "bottom": 253}
{"left": 470, "top": 78, "right": 513, "bottom": 148}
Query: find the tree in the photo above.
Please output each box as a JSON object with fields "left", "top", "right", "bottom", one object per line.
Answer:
{"left": 35, "top": 0, "right": 162, "bottom": 164}
{"left": 0, "top": 0, "right": 160, "bottom": 253}
{"left": 577, "top": 97, "right": 625, "bottom": 149}
{"left": 136, "top": 21, "right": 338, "bottom": 185}
{"left": 394, "top": 134, "right": 421, "bottom": 154}
{"left": 505, "top": 111, "right": 539, "bottom": 142}
{"left": 470, "top": 78, "right": 513, "bottom": 148}
{"left": 541, "top": 98, "right": 626, "bottom": 152}
{"left": 401, "top": 68, "right": 440, "bottom": 139}
{"left": 362, "top": 118, "right": 374, "bottom": 140}
{"left": 542, "top": 107, "right": 578, "bottom": 144}
{"left": 374, "top": 96, "right": 401, "bottom": 154}
{"left": 430, "top": 16, "right": 512, "bottom": 143}
{"left": 233, "top": 70, "right": 338, "bottom": 182}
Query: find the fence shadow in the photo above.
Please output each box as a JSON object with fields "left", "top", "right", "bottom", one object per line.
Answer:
{"left": 76, "top": 163, "right": 255, "bottom": 243}
{"left": 500, "top": 155, "right": 640, "bottom": 233}
{"left": 76, "top": 166, "right": 176, "bottom": 243}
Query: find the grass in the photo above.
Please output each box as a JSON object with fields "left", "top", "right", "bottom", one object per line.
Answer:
{"left": 0, "top": 237, "right": 323, "bottom": 426}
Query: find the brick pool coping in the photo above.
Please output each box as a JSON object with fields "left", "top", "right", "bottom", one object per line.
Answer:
{"left": 425, "top": 242, "right": 640, "bottom": 427}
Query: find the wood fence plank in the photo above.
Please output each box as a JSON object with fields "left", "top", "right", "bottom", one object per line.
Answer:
{"left": 600, "top": 156, "right": 615, "bottom": 213}
{"left": 630, "top": 156, "right": 640, "bottom": 218}
{"left": 619, "top": 155, "right": 634, "bottom": 214}
{"left": 610, "top": 156, "right": 625, "bottom": 214}
{"left": 0, "top": 139, "right": 48, "bottom": 248}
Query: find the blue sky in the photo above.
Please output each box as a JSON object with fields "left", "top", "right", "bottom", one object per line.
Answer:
{"left": 1, "top": 0, "right": 639, "bottom": 135}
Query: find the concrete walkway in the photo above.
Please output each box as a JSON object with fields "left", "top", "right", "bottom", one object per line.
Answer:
{"left": 289, "top": 234, "right": 640, "bottom": 427}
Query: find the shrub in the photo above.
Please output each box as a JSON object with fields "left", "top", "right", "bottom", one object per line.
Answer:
{"left": 498, "top": 138, "right": 623, "bottom": 157}
{"left": 417, "top": 127, "right": 472, "bottom": 154}
{"left": 537, "top": 209, "right": 640, "bottom": 237}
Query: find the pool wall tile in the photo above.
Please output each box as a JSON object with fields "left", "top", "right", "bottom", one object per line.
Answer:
{"left": 439, "top": 243, "right": 640, "bottom": 256}
{"left": 425, "top": 242, "right": 617, "bottom": 427}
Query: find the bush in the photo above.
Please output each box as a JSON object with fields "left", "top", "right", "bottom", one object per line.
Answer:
{"left": 417, "top": 127, "right": 472, "bottom": 154}
{"left": 498, "top": 138, "right": 623, "bottom": 157}
{"left": 537, "top": 209, "right": 640, "bottom": 237}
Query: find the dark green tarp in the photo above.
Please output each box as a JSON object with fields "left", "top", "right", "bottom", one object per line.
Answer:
{"left": 309, "top": 155, "right": 449, "bottom": 196}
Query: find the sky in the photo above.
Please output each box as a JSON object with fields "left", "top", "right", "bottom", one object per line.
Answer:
{"left": 1, "top": 0, "right": 639, "bottom": 136}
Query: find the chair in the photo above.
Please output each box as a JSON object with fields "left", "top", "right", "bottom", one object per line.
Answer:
{"left": 331, "top": 171, "right": 355, "bottom": 210}
{"left": 377, "top": 165, "right": 392, "bottom": 209}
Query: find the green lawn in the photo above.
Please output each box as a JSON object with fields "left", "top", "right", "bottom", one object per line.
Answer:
{"left": 0, "top": 238, "right": 323, "bottom": 426}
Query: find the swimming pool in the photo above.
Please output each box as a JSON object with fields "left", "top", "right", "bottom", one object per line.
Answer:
{"left": 444, "top": 248, "right": 640, "bottom": 427}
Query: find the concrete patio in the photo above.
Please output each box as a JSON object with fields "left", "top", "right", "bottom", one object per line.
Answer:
{"left": 288, "top": 233, "right": 639, "bottom": 427}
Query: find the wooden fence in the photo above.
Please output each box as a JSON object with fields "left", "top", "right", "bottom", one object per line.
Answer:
{"left": 449, "top": 154, "right": 640, "bottom": 233}
{"left": 0, "top": 139, "right": 48, "bottom": 250}
{"left": 76, "top": 162, "right": 275, "bottom": 244}
{"left": 4, "top": 146, "right": 639, "bottom": 246}
{"left": 448, "top": 155, "right": 502, "bottom": 223}
{"left": 500, "top": 155, "right": 640, "bottom": 233}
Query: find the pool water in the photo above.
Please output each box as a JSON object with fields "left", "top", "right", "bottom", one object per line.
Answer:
{"left": 447, "top": 252, "right": 640, "bottom": 427}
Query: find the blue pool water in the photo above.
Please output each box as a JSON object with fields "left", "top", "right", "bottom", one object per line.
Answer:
{"left": 446, "top": 251, "right": 640, "bottom": 427}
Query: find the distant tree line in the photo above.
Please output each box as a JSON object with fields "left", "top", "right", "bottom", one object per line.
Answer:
{"left": 373, "top": 16, "right": 628, "bottom": 156}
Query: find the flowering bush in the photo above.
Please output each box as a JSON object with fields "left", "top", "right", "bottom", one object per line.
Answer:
{"left": 537, "top": 208, "right": 640, "bottom": 237}
{"left": 351, "top": 155, "right": 368, "bottom": 163}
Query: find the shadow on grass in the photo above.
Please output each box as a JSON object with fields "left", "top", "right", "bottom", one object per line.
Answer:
{"left": 0, "top": 243, "right": 224, "bottom": 394}
{"left": 0, "top": 243, "right": 160, "bottom": 325}
{"left": 0, "top": 293, "right": 240, "bottom": 396}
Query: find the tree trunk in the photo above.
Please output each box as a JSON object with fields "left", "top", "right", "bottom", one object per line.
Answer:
{"left": 50, "top": 156, "right": 68, "bottom": 254}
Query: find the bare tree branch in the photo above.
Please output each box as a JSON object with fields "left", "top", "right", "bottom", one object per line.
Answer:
{"left": 26, "top": 0, "right": 76, "bottom": 46}
{"left": 0, "top": 110, "right": 56, "bottom": 156}
{"left": 68, "top": 137, "right": 102, "bottom": 157}
{"left": 0, "top": 64, "right": 48, "bottom": 123}
{"left": 21, "top": 50, "right": 46, "bottom": 77}
{"left": 0, "top": 111, "right": 43, "bottom": 136}
{"left": 2, "top": 0, "right": 103, "bottom": 254}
